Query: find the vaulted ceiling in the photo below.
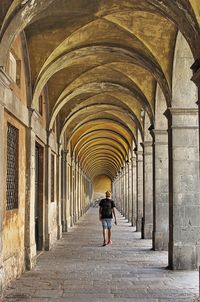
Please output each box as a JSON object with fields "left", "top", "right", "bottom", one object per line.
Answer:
{"left": 0, "top": 0, "right": 200, "bottom": 180}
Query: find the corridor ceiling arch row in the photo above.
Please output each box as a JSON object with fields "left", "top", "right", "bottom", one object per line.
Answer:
{"left": 1, "top": 0, "right": 200, "bottom": 183}
{"left": 75, "top": 136, "right": 129, "bottom": 161}
{"left": 60, "top": 107, "right": 137, "bottom": 144}
{"left": 1, "top": 0, "right": 200, "bottom": 65}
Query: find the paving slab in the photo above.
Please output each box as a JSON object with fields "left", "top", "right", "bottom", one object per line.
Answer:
{"left": 1, "top": 208, "right": 200, "bottom": 301}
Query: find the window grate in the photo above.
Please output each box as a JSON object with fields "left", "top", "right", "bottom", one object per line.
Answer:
{"left": 6, "top": 123, "right": 19, "bottom": 210}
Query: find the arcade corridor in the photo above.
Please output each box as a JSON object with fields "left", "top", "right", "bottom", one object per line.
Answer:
{"left": 2, "top": 208, "right": 199, "bottom": 301}
{"left": 1, "top": 0, "right": 200, "bottom": 298}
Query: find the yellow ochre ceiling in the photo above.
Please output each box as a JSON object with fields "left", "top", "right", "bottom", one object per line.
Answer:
{"left": 1, "top": 0, "right": 200, "bottom": 180}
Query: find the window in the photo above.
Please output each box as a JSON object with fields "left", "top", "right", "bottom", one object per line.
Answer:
{"left": 51, "top": 154, "right": 55, "bottom": 202}
{"left": 8, "top": 51, "right": 21, "bottom": 87}
{"left": 6, "top": 123, "right": 19, "bottom": 210}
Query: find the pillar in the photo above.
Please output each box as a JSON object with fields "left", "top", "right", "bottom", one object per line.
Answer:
{"left": 25, "top": 126, "right": 37, "bottom": 267}
{"left": 143, "top": 141, "right": 153, "bottom": 239}
{"left": 166, "top": 108, "right": 200, "bottom": 270}
{"left": 151, "top": 130, "right": 169, "bottom": 251}
{"left": 78, "top": 165, "right": 81, "bottom": 218}
{"left": 121, "top": 167, "right": 125, "bottom": 216}
{"left": 128, "top": 161, "right": 132, "bottom": 222}
{"left": 131, "top": 156, "right": 137, "bottom": 227}
{"left": 118, "top": 172, "right": 122, "bottom": 211}
{"left": 116, "top": 174, "right": 120, "bottom": 209}
{"left": 61, "top": 150, "right": 68, "bottom": 232}
{"left": 45, "top": 140, "right": 52, "bottom": 250}
{"left": 125, "top": 163, "right": 129, "bottom": 219}
{"left": 57, "top": 144, "right": 62, "bottom": 239}
{"left": 136, "top": 150, "right": 143, "bottom": 232}
{"left": 71, "top": 158, "right": 75, "bottom": 224}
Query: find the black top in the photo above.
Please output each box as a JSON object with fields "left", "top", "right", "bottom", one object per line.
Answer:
{"left": 99, "top": 198, "right": 115, "bottom": 219}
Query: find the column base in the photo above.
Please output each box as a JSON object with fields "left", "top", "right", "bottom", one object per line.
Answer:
{"left": 25, "top": 244, "right": 37, "bottom": 270}
{"left": 45, "top": 233, "right": 51, "bottom": 251}
{"left": 62, "top": 220, "right": 67, "bottom": 232}
{"left": 62, "top": 218, "right": 71, "bottom": 232}
{"left": 136, "top": 218, "right": 142, "bottom": 232}
{"left": 131, "top": 216, "right": 136, "bottom": 227}
{"left": 169, "top": 243, "right": 200, "bottom": 270}
{"left": 153, "top": 231, "right": 168, "bottom": 251}
{"left": 57, "top": 224, "right": 62, "bottom": 240}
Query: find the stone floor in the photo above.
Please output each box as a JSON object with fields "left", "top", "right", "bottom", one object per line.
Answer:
{"left": 2, "top": 208, "right": 200, "bottom": 302}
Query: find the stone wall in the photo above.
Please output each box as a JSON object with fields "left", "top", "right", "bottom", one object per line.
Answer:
{"left": 93, "top": 175, "right": 112, "bottom": 201}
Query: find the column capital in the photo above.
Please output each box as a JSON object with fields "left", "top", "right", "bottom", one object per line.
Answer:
{"left": 125, "top": 160, "right": 130, "bottom": 166}
{"left": 135, "top": 150, "right": 143, "bottom": 156}
{"left": 136, "top": 150, "right": 143, "bottom": 162}
{"left": 152, "top": 129, "right": 167, "bottom": 135}
{"left": 131, "top": 156, "right": 137, "bottom": 168}
{"left": 62, "top": 150, "right": 69, "bottom": 162}
{"left": 143, "top": 140, "right": 153, "bottom": 147}
{"left": 131, "top": 156, "right": 136, "bottom": 162}
{"left": 164, "top": 107, "right": 198, "bottom": 129}
{"left": 164, "top": 107, "right": 198, "bottom": 118}
{"left": 153, "top": 129, "right": 168, "bottom": 145}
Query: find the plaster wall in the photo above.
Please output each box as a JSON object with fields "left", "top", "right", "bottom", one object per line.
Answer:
{"left": 2, "top": 112, "right": 26, "bottom": 288}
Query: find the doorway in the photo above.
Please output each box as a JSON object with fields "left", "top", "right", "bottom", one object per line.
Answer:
{"left": 35, "top": 143, "right": 44, "bottom": 251}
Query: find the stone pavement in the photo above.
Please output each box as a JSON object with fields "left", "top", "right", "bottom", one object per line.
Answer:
{"left": 2, "top": 208, "right": 199, "bottom": 302}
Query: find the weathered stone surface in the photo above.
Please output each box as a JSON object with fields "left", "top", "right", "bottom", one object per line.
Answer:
{"left": 167, "top": 108, "right": 200, "bottom": 270}
{"left": 136, "top": 151, "right": 143, "bottom": 232}
{"left": 143, "top": 141, "right": 153, "bottom": 240}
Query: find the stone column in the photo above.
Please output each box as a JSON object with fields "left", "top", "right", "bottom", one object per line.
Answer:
{"left": 61, "top": 151, "right": 68, "bottom": 232}
{"left": 151, "top": 130, "right": 169, "bottom": 251}
{"left": 124, "top": 163, "right": 128, "bottom": 219}
{"left": 45, "top": 140, "right": 52, "bottom": 250}
{"left": 80, "top": 171, "right": 83, "bottom": 215}
{"left": 69, "top": 161, "right": 73, "bottom": 226}
{"left": 112, "top": 179, "right": 115, "bottom": 201}
{"left": 78, "top": 165, "right": 81, "bottom": 218}
{"left": 128, "top": 161, "right": 132, "bottom": 222}
{"left": 71, "top": 158, "right": 76, "bottom": 224}
{"left": 131, "top": 156, "right": 137, "bottom": 227}
{"left": 75, "top": 161, "right": 79, "bottom": 222}
{"left": 166, "top": 108, "right": 200, "bottom": 270}
{"left": 121, "top": 167, "right": 125, "bottom": 216}
{"left": 24, "top": 126, "right": 37, "bottom": 268}
{"left": 143, "top": 141, "right": 153, "bottom": 239}
{"left": 114, "top": 174, "right": 118, "bottom": 210}
{"left": 116, "top": 174, "right": 120, "bottom": 209}
{"left": 136, "top": 150, "right": 143, "bottom": 232}
{"left": 117, "top": 172, "right": 121, "bottom": 213}
{"left": 57, "top": 144, "right": 62, "bottom": 239}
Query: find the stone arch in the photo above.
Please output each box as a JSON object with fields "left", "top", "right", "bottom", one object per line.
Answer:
{"left": 172, "top": 31, "right": 197, "bottom": 108}
{"left": 155, "top": 83, "right": 168, "bottom": 129}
